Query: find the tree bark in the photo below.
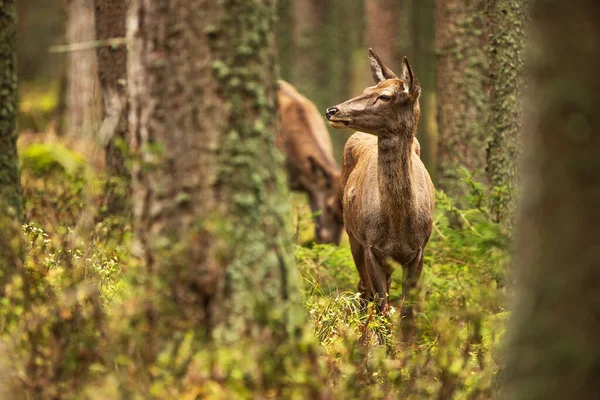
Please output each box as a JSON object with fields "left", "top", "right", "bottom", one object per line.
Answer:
{"left": 409, "top": 0, "right": 437, "bottom": 174}
{"left": 435, "top": 0, "right": 489, "bottom": 198}
{"left": 291, "top": 0, "right": 323, "bottom": 102}
{"left": 485, "top": 0, "right": 527, "bottom": 225}
{"left": 66, "top": 0, "right": 100, "bottom": 137}
{"left": 504, "top": 1, "right": 600, "bottom": 399}
{"left": 276, "top": 0, "right": 293, "bottom": 82}
{"left": 0, "top": 0, "right": 23, "bottom": 292}
{"left": 126, "top": 0, "right": 306, "bottom": 385}
{"left": 365, "top": 0, "right": 400, "bottom": 68}
{"left": 93, "top": 0, "right": 129, "bottom": 216}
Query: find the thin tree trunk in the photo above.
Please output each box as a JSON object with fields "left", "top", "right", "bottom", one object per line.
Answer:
{"left": 485, "top": 0, "right": 527, "bottom": 225}
{"left": 126, "top": 0, "right": 306, "bottom": 392}
{"left": 365, "top": 0, "right": 400, "bottom": 67}
{"left": 94, "top": 0, "right": 129, "bottom": 216}
{"left": 504, "top": 1, "right": 600, "bottom": 399}
{"left": 276, "top": 0, "right": 293, "bottom": 82}
{"left": 0, "top": 0, "right": 24, "bottom": 293}
{"left": 0, "top": 0, "right": 21, "bottom": 221}
{"left": 322, "top": 0, "right": 361, "bottom": 158}
{"left": 66, "top": 0, "right": 100, "bottom": 138}
{"left": 291, "top": 0, "right": 323, "bottom": 102}
{"left": 435, "top": 0, "right": 489, "bottom": 198}
{"left": 410, "top": 0, "right": 437, "bottom": 175}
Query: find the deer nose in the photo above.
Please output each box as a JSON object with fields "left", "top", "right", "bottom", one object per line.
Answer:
{"left": 325, "top": 107, "right": 338, "bottom": 120}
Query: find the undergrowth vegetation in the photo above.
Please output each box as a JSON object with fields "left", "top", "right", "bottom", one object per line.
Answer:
{"left": 1, "top": 138, "right": 510, "bottom": 398}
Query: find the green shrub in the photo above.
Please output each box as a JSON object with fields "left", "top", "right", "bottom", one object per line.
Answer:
{"left": 4, "top": 144, "right": 510, "bottom": 398}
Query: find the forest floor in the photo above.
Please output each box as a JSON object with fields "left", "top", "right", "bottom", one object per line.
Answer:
{"left": 14, "top": 134, "right": 510, "bottom": 398}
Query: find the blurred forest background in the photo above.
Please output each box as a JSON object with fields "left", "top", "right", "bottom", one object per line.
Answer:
{"left": 1, "top": 0, "right": 598, "bottom": 399}
{"left": 18, "top": 0, "right": 437, "bottom": 177}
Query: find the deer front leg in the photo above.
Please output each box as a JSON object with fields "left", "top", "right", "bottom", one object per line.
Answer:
{"left": 366, "top": 246, "right": 391, "bottom": 313}
{"left": 400, "top": 250, "right": 424, "bottom": 342}
{"left": 349, "top": 234, "right": 371, "bottom": 307}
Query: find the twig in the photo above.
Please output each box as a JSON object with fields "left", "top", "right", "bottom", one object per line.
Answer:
{"left": 446, "top": 257, "right": 471, "bottom": 267}
{"left": 49, "top": 37, "right": 128, "bottom": 53}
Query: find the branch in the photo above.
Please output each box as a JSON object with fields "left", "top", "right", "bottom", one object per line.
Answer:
{"left": 48, "top": 37, "right": 128, "bottom": 54}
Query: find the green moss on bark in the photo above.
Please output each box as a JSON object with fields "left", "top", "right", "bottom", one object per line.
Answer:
{"left": 0, "top": 0, "right": 22, "bottom": 220}
{"left": 125, "top": 1, "right": 311, "bottom": 393}
{"left": 0, "top": 0, "right": 23, "bottom": 296}
{"left": 209, "top": 0, "right": 305, "bottom": 338}
{"left": 435, "top": 0, "right": 489, "bottom": 199}
{"left": 485, "top": 0, "right": 528, "bottom": 225}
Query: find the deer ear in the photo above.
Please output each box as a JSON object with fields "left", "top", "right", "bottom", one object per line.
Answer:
{"left": 308, "top": 156, "right": 332, "bottom": 189}
{"left": 400, "top": 56, "right": 420, "bottom": 95}
{"left": 368, "top": 48, "right": 398, "bottom": 84}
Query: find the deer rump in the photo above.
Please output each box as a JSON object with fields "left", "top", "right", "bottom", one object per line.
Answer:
{"left": 276, "top": 80, "right": 343, "bottom": 245}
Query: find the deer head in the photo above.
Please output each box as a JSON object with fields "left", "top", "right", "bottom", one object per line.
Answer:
{"left": 307, "top": 156, "right": 343, "bottom": 244}
{"left": 325, "top": 48, "right": 421, "bottom": 137}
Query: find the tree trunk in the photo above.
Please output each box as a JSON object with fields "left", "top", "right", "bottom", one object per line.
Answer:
{"left": 409, "top": 0, "right": 437, "bottom": 175}
{"left": 485, "top": 0, "right": 527, "bottom": 225}
{"left": 126, "top": 0, "right": 306, "bottom": 391}
{"left": 504, "top": 1, "right": 600, "bottom": 399}
{"left": 435, "top": 0, "right": 489, "bottom": 198}
{"left": 291, "top": 0, "right": 323, "bottom": 103}
{"left": 365, "top": 0, "right": 400, "bottom": 68}
{"left": 93, "top": 0, "right": 129, "bottom": 216}
{"left": 0, "top": 0, "right": 21, "bottom": 221}
{"left": 276, "top": 0, "right": 293, "bottom": 82}
{"left": 66, "top": 0, "right": 100, "bottom": 138}
{"left": 0, "top": 0, "right": 23, "bottom": 292}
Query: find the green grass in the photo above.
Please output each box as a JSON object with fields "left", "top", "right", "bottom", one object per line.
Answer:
{"left": 293, "top": 185, "right": 508, "bottom": 398}
{"left": 6, "top": 137, "right": 510, "bottom": 398}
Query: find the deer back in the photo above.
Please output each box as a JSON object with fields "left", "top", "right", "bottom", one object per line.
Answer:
{"left": 277, "top": 80, "right": 343, "bottom": 244}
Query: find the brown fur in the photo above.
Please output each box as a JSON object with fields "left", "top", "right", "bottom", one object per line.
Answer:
{"left": 327, "top": 49, "right": 434, "bottom": 339}
{"left": 277, "top": 80, "right": 343, "bottom": 244}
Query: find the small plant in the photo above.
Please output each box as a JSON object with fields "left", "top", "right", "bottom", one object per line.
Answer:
{"left": 7, "top": 136, "right": 510, "bottom": 398}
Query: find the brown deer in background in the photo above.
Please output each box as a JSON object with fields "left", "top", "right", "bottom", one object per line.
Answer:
{"left": 277, "top": 80, "right": 344, "bottom": 245}
{"left": 326, "top": 49, "right": 434, "bottom": 339}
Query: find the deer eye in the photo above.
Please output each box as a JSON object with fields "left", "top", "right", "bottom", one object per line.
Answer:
{"left": 379, "top": 94, "right": 391, "bottom": 101}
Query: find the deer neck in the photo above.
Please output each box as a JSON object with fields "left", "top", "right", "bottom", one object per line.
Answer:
{"left": 377, "top": 117, "right": 417, "bottom": 222}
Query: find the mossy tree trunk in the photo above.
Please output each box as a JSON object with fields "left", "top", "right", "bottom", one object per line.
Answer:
{"left": 0, "top": 0, "right": 23, "bottom": 293}
{"left": 504, "top": 1, "right": 600, "bottom": 398}
{"left": 66, "top": 0, "right": 100, "bottom": 137}
{"left": 125, "top": 0, "right": 307, "bottom": 393}
{"left": 94, "top": 0, "right": 129, "bottom": 217}
{"left": 435, "top": 0, "right": 489, "bottom": 197}
{"left": 485, "top": 0, "right": 527, "bottom": 225}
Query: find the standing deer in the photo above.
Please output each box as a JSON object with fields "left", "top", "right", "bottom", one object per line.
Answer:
{"left": 325, "top": 49, "right": 434, "bottom": 338}
{"left": 277, "top": 80, "right": 344, "bottom": 245}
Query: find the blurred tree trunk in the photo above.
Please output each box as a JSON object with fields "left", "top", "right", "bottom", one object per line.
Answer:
{"left": 276, "top": 0, "right": 293, "bottom": 81}
{"left": 322, "top": 0, "right": 361, "bottom": 159}
{"left": 66, "top": 0, "right": 100, "bottom": 137}
{"left": 504, "top": 1, "right": 600, "bottom": 399}
{"left": 485, "top": 0, "right": 527, "bottom": 225}
{"left": 365, "top": 0, "right": 400, "bottom": 67}
{"left": 94, "top": 0, "right": 129, "bottom": 216}
{"left": 435, "top": 0, "right": 488, "bottom": 198}
{"left": 0, "top": 0, "right": 23, "bottom": 291}
{"left": 408, "top": 0, "right": 437, "bottom": 175}
{"left": 291, "top": 0, "right": 323, "bottom": 103}
{"left": 126, "top": 0, "right": 306, "bottom": 391}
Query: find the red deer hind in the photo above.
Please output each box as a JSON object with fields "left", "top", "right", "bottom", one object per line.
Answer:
{"left": 277, "top": 80, "right": 343, "bottom": 245}
{"left": 326, "top": 49, "right": 434, "bottom": 339}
